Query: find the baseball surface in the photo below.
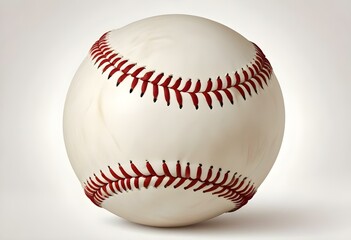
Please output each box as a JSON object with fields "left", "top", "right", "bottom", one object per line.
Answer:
{"left": 63, "top": 14, "right": 285, "bottom": 227}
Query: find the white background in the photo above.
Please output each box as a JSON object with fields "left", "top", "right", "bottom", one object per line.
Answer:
{"left": 1, "top": 0, "right": 350, "bottom": 239}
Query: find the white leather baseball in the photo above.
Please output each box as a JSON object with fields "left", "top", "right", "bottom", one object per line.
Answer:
{"left": 63, "top": 14, "right": 285, "bottom": 227}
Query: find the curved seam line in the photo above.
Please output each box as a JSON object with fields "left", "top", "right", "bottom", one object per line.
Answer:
{"left": 90, "top": 32, "right": 272, "bottom": 94}
{"left": 89, "top": 32, "right": 273, "bottom": 109}
{"left": 83, "top": 161, "right": 257, "bottom": 212}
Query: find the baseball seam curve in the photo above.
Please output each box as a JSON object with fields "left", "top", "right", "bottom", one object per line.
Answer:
{"left": 84, "top": 160, "right": 256, "bottom": 212}
{"left": 89, "top": 32, "right": 273, "bottom": 109}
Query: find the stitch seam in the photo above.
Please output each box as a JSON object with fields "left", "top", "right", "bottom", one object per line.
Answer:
{"left": 83, "top": 160, "right": 256, "bottom": 212}
{"left": 89, "top": 32, "right": 273, "bottom": 109}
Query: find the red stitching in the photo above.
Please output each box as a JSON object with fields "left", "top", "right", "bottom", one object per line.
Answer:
{"left": 89, "top": 32, "right": 273, "bottom": 109}
{"left": 83, "top": 160, "right": 256, "bottom": 212}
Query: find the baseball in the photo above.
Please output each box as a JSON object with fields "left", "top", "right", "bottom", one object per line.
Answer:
{"left": 63, "top": 14, "right": 285, "bottom": 227}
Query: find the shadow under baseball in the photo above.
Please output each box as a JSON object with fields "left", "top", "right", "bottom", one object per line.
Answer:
{"left": 105, "top": 202, "right": 330, "bottom": 236}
